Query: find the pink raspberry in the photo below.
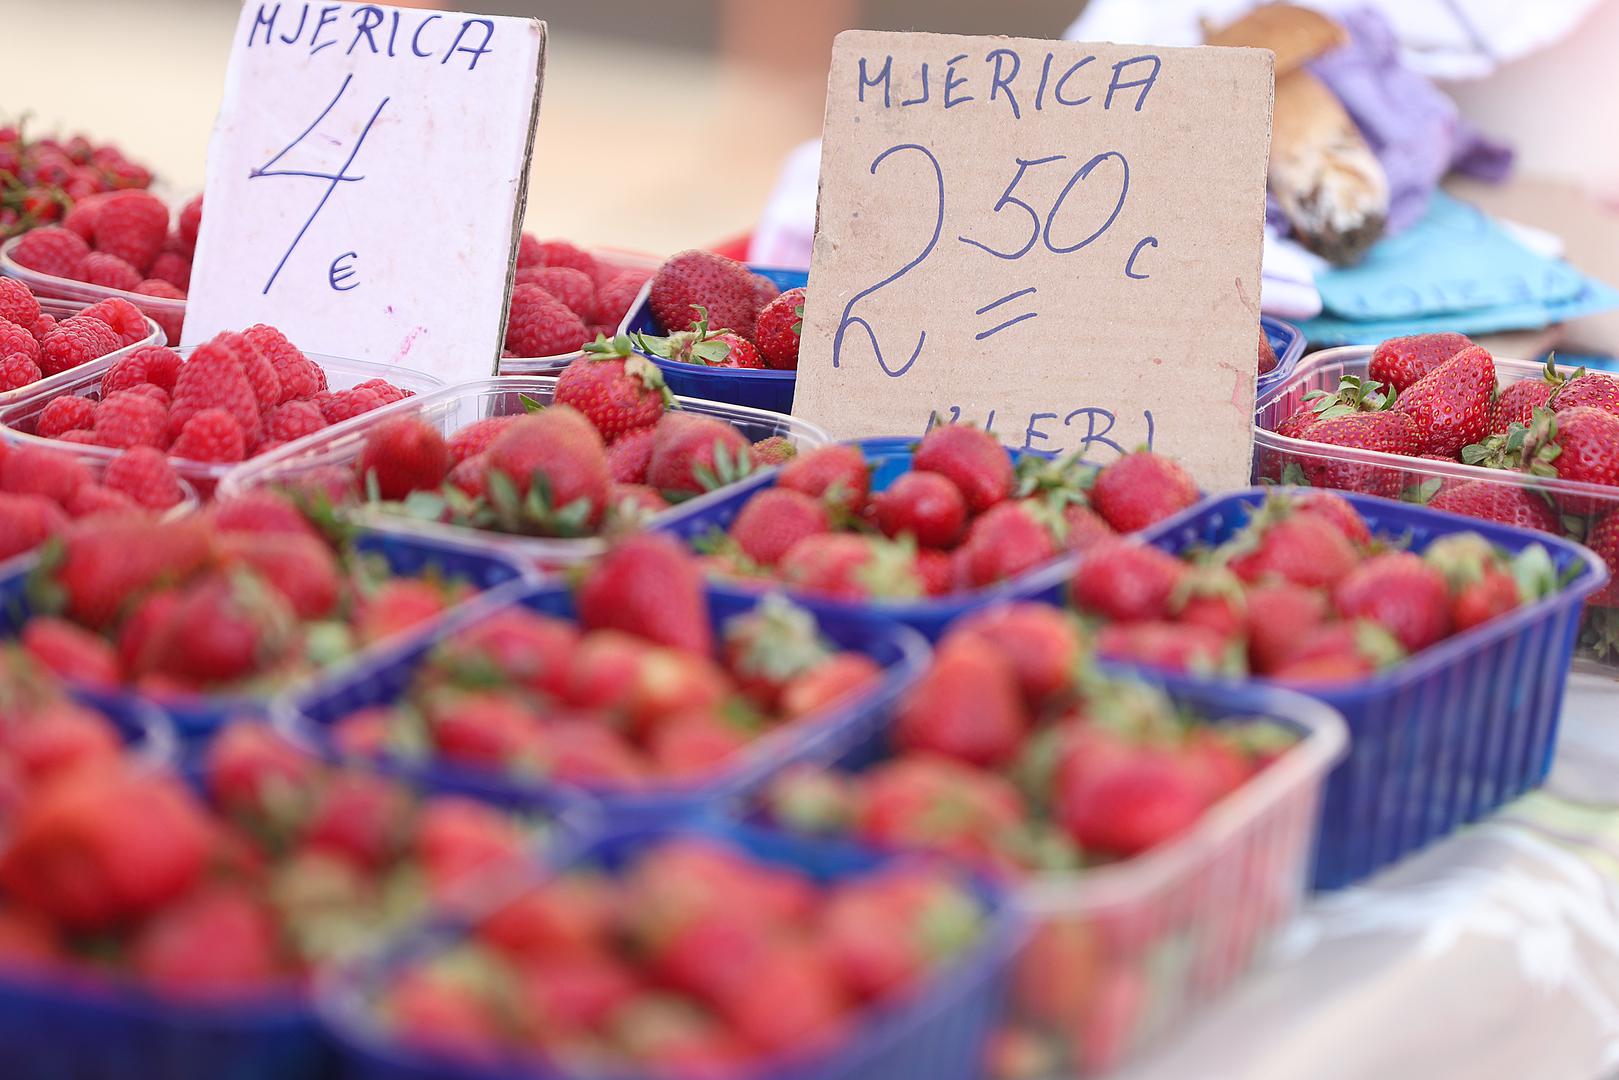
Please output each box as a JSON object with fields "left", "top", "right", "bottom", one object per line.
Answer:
{"left": 56, "top": 430, "right": 99, "bottom": 445}
{"left": 104, "top": 446, "right": 185, "bottom": 509}
{"left": 504, "top": 283, "right": 588, "bottom": 358}
{"left": 104, "top": 344, "right": 184, "bottom": 395}
{"left": 229, "top": 332, "right": 283, "bottom": 409}
{"left": 595, "top": 268, "right": 653, "bottom": 328}
{"left": 79, "top": 252, "right": 142, "bottom": 292}
{"left": 315, "top": 386, "right": 386, "bottom": 424}
{"left": 352, "top": 377, "right": 406, "bottom": 405}
{"left": 0, "top": 279, "right": 43, "bottom": 328}
{"left": 61, "top": 192, "right": 113, "bottom": 243}
{"left": 513, "top": 266, "right": 596, "bottom": 320}
{"left": 261, "top": 399, "right": 327, "bottom": 445}
{"left": 37, "top": 395, "right": 96, "bottom": 438}
{"left": 177, "top": 195, "right": 203, "bottom": 253}
{"left": 0, "top": 353, "right": 41, "bottom": 392}
{"left": 93, "top": 390, "right": 169, "bottom": 449}
{"left": 167, "top": 336, "right": 260, "bottom": 439}
{"left": 66, "top": 483, "right": 138, "bottom": 519}
{"left": 0, "top": 322, "right": 39, "bottom": 366}
{"left": 242, "top": 324, "right": 320, "bottom": 402}
{"left": 29, "top": 314, "right": 57, "bottom": 343}
{"left": 526, "top": 238, "right": 597, "bottom": 279}
{"left": 77, "top": 297, "right": 150, "bottom": 347}
{"left": 170, "top": 408, "right": 245, "bottom": 463}
{"left": 129, "top": 282, "right": 185, "bottom": 346}
{"left": 11, "top": 226, "right": 90, "bottom": 280}
{"left": 39, "top": 316, "right": 120, "bottom": 376}
{"left": 147, "top": 247, "right": 192, "bottom": 292}
{"left": 123, "top": 384, "right": 171, "bottom": 409}
{"left": 0, "top": 445, "right": 92, "bottom": 506}
{"left": 93, "top": 190, "right": 169, "bottom": 274}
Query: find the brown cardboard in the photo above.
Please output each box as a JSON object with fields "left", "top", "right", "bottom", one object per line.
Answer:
{"left": 793, "top": 30, "right": 1274, "bottom": 491}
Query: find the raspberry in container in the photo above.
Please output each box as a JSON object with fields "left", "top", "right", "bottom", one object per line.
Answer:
{"left": 0, "top": 287, "right": 164, "bottom": 407}
{"left": 215, "top": 373, "right": 832, "bottom": 571}
{"left": 747, "top": 603, "right": 1346, "bottom": 1078}
{"left": 0, "top": 721, "right": 586, "bottom": 1080}
{"left": 498, "top": 237, "right": 660, "bottom": 376}
{"left": 1254, "top": 339, "right": 1619, "bottom": 672}
{"left": 316, "top": 821, "right": 1024, "bottom": 1080}
{"left": 275, "top": 536, "right": 930, "bottom": 828}
{"left": 1024, "top": 487, "right": 1607, "bottom": 889}
{"left": 1, "top": 190, "right": 199, "bottom": 345}
{"left": 0, "top": 326, "right": 443, "bottom": 497}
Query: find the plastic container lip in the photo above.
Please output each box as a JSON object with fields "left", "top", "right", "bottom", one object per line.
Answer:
{"left": 1256, "top": 345, "right": 1619, "bottom": 505}
{"left": 0, "top": 349, "right": 444, "bottom": 486}
{"left": 216, "top": 374, "right": 834, "bottom": 556}
{"left": 0, "top": 234, "right": 188, "bottom": 320}
{"left": 0, "top": 299, "right": 164, "bottom": 410}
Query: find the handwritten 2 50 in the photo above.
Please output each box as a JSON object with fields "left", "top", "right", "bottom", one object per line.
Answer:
{"left": 833, "top": 144, "right": 1155, "bottom": 379}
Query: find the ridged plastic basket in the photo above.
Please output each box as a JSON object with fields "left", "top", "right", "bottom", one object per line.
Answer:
{"left": 1255, "top": 345, "right": 1619, "bottom": 672}
{"left": 217, "top": 375, "right": 833, "bottom": 571}
{"left": 317, "top": 820, "right": 1023, "bottom": 1080}
{"left": 279, "top": 580, "right": 931, "bottom": 825}
{"left": 0, "top": 296, "right": 164, "bottom": 410}
{"left": 1036, "top": 488, "right": 1607, "bottom": 890}
{"left": 499, "top": 246, "right": 660, "bottom": 377}
{"left": 1256, "top": 314, "right": 1304, "bottom": 399}
{"left": 657, "top": 436, "right": 1081, "bottom": 641}
{"left": 0, "top": 349, "right": 444, "bottom": 499}
{"left": 623, "top": 266, "right": 803, "bottom": 414}
{"left": 0, "top": 528, "right": 532, "bottom": 744}
{"left": 2, "top": 234, "right": 187, "bottom": 345}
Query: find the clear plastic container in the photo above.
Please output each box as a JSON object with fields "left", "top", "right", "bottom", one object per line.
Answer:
{"left": 217, "top": 375, "right": 834, "bottom": 569}
{"left": 0, "top": 350, "right": 443, "bottom": 498}
{"left": 0, "top": 297, "right": 164, "bottom": 410}
{"left": 1255, "top": 346, "right": 1619, "bottom": 671}
{"left": 497, "top": 246, "right": 660, "bottom": 377}
{"left": 2, "top": 234, "right": 187, "bottom": 346}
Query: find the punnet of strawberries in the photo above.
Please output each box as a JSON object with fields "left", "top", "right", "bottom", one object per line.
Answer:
{"left": 17, "top": 493, "right": 491, "bottom": 701}
{"left": 320, "top": 535, "right": 888, "bottom": 794}
{"left": 501, "top": 235, "right": 655, "bottom": 360}
{"left": 1070, "top": 490, "right": 1558, "bottom": 682}
{"left": 0, "top": 277, "right": 152, "bottom": 394}
{"left": 314, "top": 341, "right": 800, "bottom": 541}
{"left": 1260, "top": 331, "right": 1619, "bottom": 659}
{"left": 10, "top": 324, "right": 409, "bottom": 471}
{"left": 0, "top": 721, "right": 543, "bottom": 1002}
{"left": 358, "top": 830, "right": 993, "bottom": 1076}
{"left": 0, "top": 441, "right": 190, "bottom": 562}
{"left": 693, "top": 426, "right": 1199, "bottom": 601}
{"left": 0, "top": 123, "right": 155, "bottom": 240}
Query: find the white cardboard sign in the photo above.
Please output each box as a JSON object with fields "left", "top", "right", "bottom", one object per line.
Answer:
{"left": 184, "top": 2, "right": 546, "bottom": 385}
{"left": 793, "top": 31, "right": 1274, "bottom": 491}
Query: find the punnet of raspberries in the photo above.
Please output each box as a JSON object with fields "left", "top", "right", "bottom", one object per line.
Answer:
{"left": 0, "top": 278, "right": 148, "bottom": 393}
{"left": 322, "top": 339, "right": 794, "bottom": 540}
{"left": 18, "top": 493, "right": 493, "bottom": 699}
{"left": 322, "top": 534, "right": 886, "bottom": 792}
{"left": 637, "top": 249, "right": 802, "bottom": 371}
{"left": 362, "top": 830, "right": 990, "bottom": 1074}
{"left": 0, "top": 719, "right": 544, "bottom": 1000}
{"left": 1260, "top": 330, "right": 1619, "bottom": 661}
{"left": 500, "top": 234, "right": 653, "bottom": 360}
{"left": 1070, "top": 490, "right": 1557, "bottom": 682}
{"left": 0, "top": 441, "right": 188, "bottom": 561}
{"left": 693, "top": 424, "right": 1198, "bottom": 601}
{"left": 0, "top": 124, "right": 155, "bottom": 240}
{"left": 18, "top": 325, "right": 407, "bottom": 471}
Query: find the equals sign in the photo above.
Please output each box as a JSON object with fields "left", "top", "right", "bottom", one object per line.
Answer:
{"left": 974, "top": 287, "right": 1038, "bottom": 340}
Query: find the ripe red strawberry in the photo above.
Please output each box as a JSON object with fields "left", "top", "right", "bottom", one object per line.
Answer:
{"left": 1299, "top": 411, "right": 1422, "bottom": 496}
{"left": 1585, "top": 509, "right": 1619, "bottom": 607}
{"left": 0, "top": 352, "right": 41, "bottom": 391}
{"left": 1489, "top": 359, "right": 1566, "bottom": 434}
{"left": 354, "top": 580, "right": 451, "bottom": 645}
{"left": 385, "top": 967, "right": 502, "bottom": 1056}
{"left": 516, "top": 265, "right": 596, "bottom": 319}
{"left": 822, "top": 869, "right": 982, "bottom": 1000}
{"left": 556, "top": 345, "right": 672, "bottom": 441}
{"left": 952, "top": 603, "right": 1082, "bottom": 706}
{"left": 77, "top": 297, "right": 150, "bottom": 347}
{"left": 728, "top": 487, "right": 830, "bottom": 566}
{"left": 957, "top": 501, "right": 1059, "bottom": 587}
{"left": 1, "top": 444, "right": 92, "bottom": 505}
{"left": 0, "top": 278, "right": 43, "bottom": 327}
{"left": 1069, "top": 541, "right": 1186, "bottom": 622}
{"left": 79, "top": 251, "right": 141, "bottom": 291}
{"left": 1552, "top": 371, "right": 1619, "bottom": 417}
{"left": 131, "top": 886, "right": 283, "bottom": 997}
{"left": 648, "top": 708, "right": 753, "bottom": 777}
{"left": 423, "top": 690, "right": 543, "bottom": 769}
{"left": 1244, "top": 582, "right": 1331, "bottom": 674}
{"left": 1452, "top": 567, "right": 1522, "bottom": 632}
{"left": 104, "top": 343, "right": 183, "bottom": 394}
{"left": 0, "top": 764, "right": 212, "bottom": 930}
{"left": 218, "top": 530, "right": 342, "bottom": 619}
{"left": 36, "top": 394, "right": 95, "bottom": 438}
{"left": 596, "top": 268, "right": 653, "bottom": 327}
{"left": 912, "top": 423, "right": 1012, "bottom": 513}
{"left": 484, "top": 407, "right": 610, "bottom": 532}
{"left": 1368, "top": 332, "right": 1473, "bottom": 392}
{"left": 11, "top": 226, "right": 90, "bottom": 279}
{"left": 1055, "top": 745, "right": 1210, "bottom": 857}
{"left": 778, "top": 653, "right": 881, "bottom": 719}
{"left": 0, "top": 492, "right": 68, "bottom": 560}
{"left": 754, "top": 287, "right": 806, "bottom": 370}
{"left": 853, "top": 757, "right": 1027, "bottom": 871}
{"left": 1096, "top": 621, "right": 1235, "bottom": 673}
{"left": 21, "top": 617, "right": 121, "bottom": 687}
{"left": 171, "top": 408, "right": 246, "bottom": 463}
{"left": 42, "top": 517, "right": 213, "bottom": 628}
{"left": 1393, "top": 345, "right": 1496, "bottom": 456}
{"left": 1256, "top": 329, "right": 1278, "bottom": 375}
{"left": 7, "top": 702, "right": 125, "bottom": 785}
{"left": 872, "top": 470, "right": 966, "bottom": 547}
{"left": 577, "top": 533, "right": 713, "bottom": 653}
{"left": 778, "top": 444, "right": 870, "bottom": 514}
{"left": 607, "top": 426, "right": 656, "bottom": 483}
{"left": 648, "top": 250, "right": 765, "bottom": 338}
{"left": 431, "top": 609, "right": 579, "bottom": 698}
{"left": 38, "top": 315, "right": 119, "bottom": 376}
{"left": 896, "top": 638, "right": 1027, "bottom": 766}
{"left": 506, "top": 283, "right": 590, "bottom": 356}
{"left": 1061, "top": 502, "right": 1115, "bottom": 551}
{"left": 1269, "top": 620, "right": 1404, "bottom": 683}
{"left": 204, "top": 722, "right": 320, "bottom": 820}
{"left": 1293, "top": 490, "right": 1371, "bottom": 547}
{"left": 1089, "top": 451, "right": 1198, "bottom": 533}
{"left": 1524, "top": 406, "right": 1619, "bottom": 514}
{"left": 356, "top": 415, "right": 450, "bottom": 500}
{"left": 1226, "top": 507, "right": 1359, "bottom": 589}
{"left": 412, "top": 797, "right": 527, "bottom": 896}
{"left": 92, "top": 389, "right": 167, "bottom": 449}
{"left": 446, "top": 415, "right": 517, "bottom": 465}
{"left": 638, "top": 310, "right": 764, "bottom": 368}
{"left": 137, "top": 575, "right": 294, "bottom": 686}
{"left": 915, "top": 547, "right": 955, "bottom": 595}
{"left": 93, "top": 189, "right": 168, "bottom": 273}
{"left": 645, "top": 413, "right": 752, "bottom": 497}
{"left": 210, "top": 491, "right": 319, "bottom": 538}
{"left": 1427, "top": 481, "right": 1559, "bottom": 533}
{"left": 779, "top": 533, "right": 924, "bottom": 601}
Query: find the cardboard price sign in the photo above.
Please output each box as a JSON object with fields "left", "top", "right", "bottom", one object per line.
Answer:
{"left": 184, "top": 2, "right": 546, "bottom": 385}
{"left": 793, "top": 31, "right": 1274, "bottom": 490}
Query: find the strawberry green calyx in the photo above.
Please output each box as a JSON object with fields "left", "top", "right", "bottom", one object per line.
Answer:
{"left": 1509, "top": 543, "right": 1559, "bottom": 604}
{"left": 915, "top": 885, "right": 984, "bottom": 961}
{"left": 1516, "top": 406, "right": 1567, "bottom": 479}
{"left": 1350, "top": 619, "right": 1406, "bottom": 669}
{"left": 634, "top": 306, "right": 742, "bottom": 368}
{"left": 854, "top": 534, "right": 926, "bottom": 599}
{"left": 1421, "top": 532, "right": 1498, "bottom": 590}
{"left": 1461, "top": 420, "right": 1534, "bottom": 470}
{"left": 724, "top": 594, "right": 833, "bottom": 685}
{"left": 1305, "top": 374, "right": 1395, "bottom": 419}
{"left": 581, "top": 333, "right": 638, "bottom": 360}
{"left": 690, "top": 440, "right": 755, "bottom": 494}
{"left": 765, "top": 766, "right": 854, "bottom": 835}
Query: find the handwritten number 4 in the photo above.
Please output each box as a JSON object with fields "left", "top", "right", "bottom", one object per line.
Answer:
{"left": 250, "top": 74, "right": 389, "bottom": 296}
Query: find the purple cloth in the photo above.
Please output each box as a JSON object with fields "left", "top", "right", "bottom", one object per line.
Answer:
{"left": 1270, "top": 7, "right": 1514, "bottom": 237}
